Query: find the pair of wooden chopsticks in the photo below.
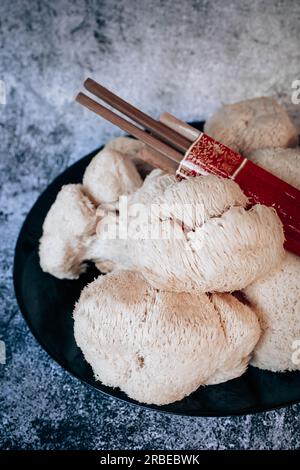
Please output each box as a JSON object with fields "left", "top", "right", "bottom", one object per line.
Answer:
{"left": 76, "top": 80, "right": 300, "bottom": 258}
{"left": 76, "top": 79, "right": 198, "bottom": 172}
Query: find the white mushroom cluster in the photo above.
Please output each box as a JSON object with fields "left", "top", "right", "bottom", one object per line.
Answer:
{"left": 39, "top": 139, "right": 143, "bottom": 279}
{"left": 243, "top": 146, "right": 300, "bottom": 372}
{"left": 39, "top": 96, "right": 299, "bottom": 405}
{"left": 205, "top": 100, "right": 300, "bottom": 373}
{"left": 39, "top": 184, "right": 97, "bottom": 279}
{"left": 204, "top": 97, "right": 298, "bottom": 155}
{"left": 91, "top": 171, "right": 284, "bottom": 293}
{"left": 74, "top": 270, "right": 260, "bottom": 405}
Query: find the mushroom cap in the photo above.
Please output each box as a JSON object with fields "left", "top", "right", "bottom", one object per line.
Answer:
{"left": 39, "top": 184, "right": 97, "bottom": 279}
{"left": 83, "top": 146, "right": 142, "bottom": 205}
{"left": 204, "top": 97, "right": 298, "bottom": 155}
{"left": 93, "top": 172, "right": 285, "bottom": 293}
{"left": 73, "top": 270, "right": 260, "bottom": 405}
{"left": 244, "top": 252, "right": 300, "bottom": 372}
{"left": 105, "top": 136, "right": 145, "bottom": 160}
{"left": 106, "top": 136, "right": 152, "bottom": 176}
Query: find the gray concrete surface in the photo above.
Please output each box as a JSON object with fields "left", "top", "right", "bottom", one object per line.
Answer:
{"left": 0, "top": 0, "right": 300, "bottom": 450}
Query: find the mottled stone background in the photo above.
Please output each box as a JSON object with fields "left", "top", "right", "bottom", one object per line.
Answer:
{"left": 1, "top": 0, "right": 300, "bottom": 450}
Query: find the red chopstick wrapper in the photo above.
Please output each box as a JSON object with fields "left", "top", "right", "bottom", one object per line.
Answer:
{"left": 176, "top": 133, "right": 300, "bottom": 256}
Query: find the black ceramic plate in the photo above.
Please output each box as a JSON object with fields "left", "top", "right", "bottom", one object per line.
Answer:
{"left": 14, "top": 122, "right": 300, "bottom": 417}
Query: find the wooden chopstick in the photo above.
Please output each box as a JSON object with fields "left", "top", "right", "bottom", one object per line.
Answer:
{"left": 76, "top": 92, "right": 182, "bottom": 164}
{"left": 84, "top": 78, "right": 190, "bottom": 153}
{"left": 139, "top": 147, "right": 177, "bottom": 174}
{"left": 160, "top": 112, "right": 200, "bottom": 142}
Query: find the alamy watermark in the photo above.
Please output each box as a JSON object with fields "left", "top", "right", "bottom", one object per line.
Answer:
{"left": 96, "top": 196, "right": 208, "bottom": 242}
{"left": 0, "top": 80, "right": 6, "bottom": 105}
{"left": 291, "top": 340, "right": 300, "bottom": 365}
{"left": 291, "top": 80, "right": 300, "bottom": 105}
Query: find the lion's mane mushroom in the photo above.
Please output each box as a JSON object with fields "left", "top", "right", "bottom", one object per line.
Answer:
{"left": 91, "top": 171, "right": 285, "bottom": 293}
{"left": 204, "top": 97, "right": 298, "bottom": 155}
{"left": 83, "top": 142, "right": 143, "bottom": 205}
{"left": 73, "top": 270, "right": 260, "bottom": 405}
{"left": 39, "top": 184, "right": 97, "bottom": 279}
{"left": 39, "top": 146, "right": 143, "bottom": 279}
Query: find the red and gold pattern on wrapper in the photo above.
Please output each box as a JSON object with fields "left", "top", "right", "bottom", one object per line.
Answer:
{"left": 177, "top": 133, "right": 300, "bottom": 256}
{"left": 176, "top": 133, "right": 247, "bottom": 180}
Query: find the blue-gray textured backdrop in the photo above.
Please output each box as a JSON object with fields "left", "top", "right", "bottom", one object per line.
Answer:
{"left": 0, "top": 0, "right": 300, "bottom": 450}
